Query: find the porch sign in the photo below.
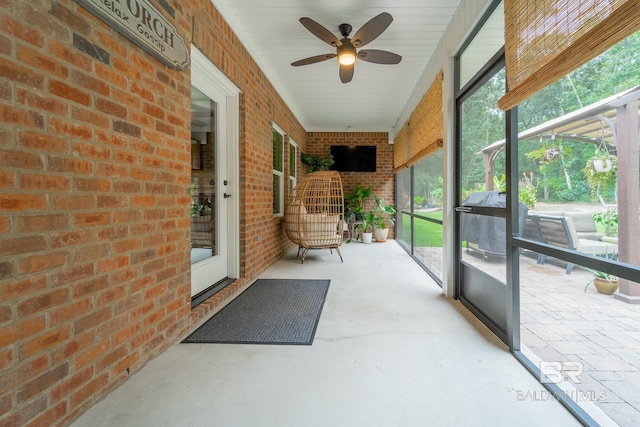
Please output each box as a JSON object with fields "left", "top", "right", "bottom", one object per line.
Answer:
{"left": 74, "top": 0, "right": 189, "bottom": 70}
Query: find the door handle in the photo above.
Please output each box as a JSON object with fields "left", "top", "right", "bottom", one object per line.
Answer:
{"left": 455, "top": 206, "right": 473, "bottom": 213}
{"left": 224, "top": 193, "right": 232, "bottom": 199}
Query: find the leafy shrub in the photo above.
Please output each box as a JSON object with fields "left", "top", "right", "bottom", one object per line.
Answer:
{"left": 553, "top": 181, "right": 590, "bottom": 202}
{"left": 518, "top": 171, "right": 538, "bottom": 209}
{"left": 518, "top": 185, "right": 537, "bottom": 209}
{"left": 593, "top": 209, "right": 618, "bottom": 236}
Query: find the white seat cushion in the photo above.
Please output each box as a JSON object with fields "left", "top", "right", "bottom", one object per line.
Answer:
{"left": 301, "top": 214, "right": 341, "bottom": 247}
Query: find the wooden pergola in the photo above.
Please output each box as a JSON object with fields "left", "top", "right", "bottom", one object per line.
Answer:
{"left": 480, "top": 86, "right": 640, "bottom": 303}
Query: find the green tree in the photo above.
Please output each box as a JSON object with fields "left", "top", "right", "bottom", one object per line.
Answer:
{"left": 460, "top": 68, "right": 506, "bottom": 192}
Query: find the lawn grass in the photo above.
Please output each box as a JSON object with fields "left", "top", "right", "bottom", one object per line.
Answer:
{"left": 401, "top": 211, "right": 443, "bottom": 247}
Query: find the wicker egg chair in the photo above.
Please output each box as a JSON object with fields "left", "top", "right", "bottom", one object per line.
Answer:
{"left": 284, "top": 171, "right": 345, "bottom": 263}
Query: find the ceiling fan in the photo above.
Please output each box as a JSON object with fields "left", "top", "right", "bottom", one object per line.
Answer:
{"left": 291, "top": 12, "right": 402, "bottom": 83}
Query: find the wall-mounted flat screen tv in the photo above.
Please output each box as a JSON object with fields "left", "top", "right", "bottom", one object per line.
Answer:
{"left": 330, "top": 145, "right": 376, "bottom": 172}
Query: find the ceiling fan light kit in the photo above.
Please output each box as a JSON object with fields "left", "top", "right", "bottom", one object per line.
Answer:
{"left": 337, "top": 44, "right": 356, "bottom": 65}
{"left": 292, "top": 12, "right": 402, "bottom": 83}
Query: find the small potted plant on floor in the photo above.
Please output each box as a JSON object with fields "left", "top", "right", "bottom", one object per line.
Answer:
{"left": 358, "top": 211, "right": 375, "bottom": 244}
{"left": 371, "top": 195, "right": 396, "bottom": 242}
{"left": 584, "top": 268, "right": 619, "bottom": 295}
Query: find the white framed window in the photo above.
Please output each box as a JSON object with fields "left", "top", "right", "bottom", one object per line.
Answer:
{"left": 272, "top": 123, "right": 285, "bottom": 216}
{"left": 289, "top": 139, "right": 298, "bottom": 193}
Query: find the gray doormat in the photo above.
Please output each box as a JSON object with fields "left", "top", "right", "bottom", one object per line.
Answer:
{"left": 182, "top": 279, "right": 330, "bottom": 345}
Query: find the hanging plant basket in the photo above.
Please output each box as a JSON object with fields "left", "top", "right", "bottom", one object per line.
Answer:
{"left": 583, "top": 152, "right": 616, "bottom": 195}
{"left": 592, "top": 157, "right": 613, "bottom": 173}
{"left": 525, "top": 145, "right": 563, "bottom": 166}
{"left": 545, "top": 148, "right": 560, "bottom": 161}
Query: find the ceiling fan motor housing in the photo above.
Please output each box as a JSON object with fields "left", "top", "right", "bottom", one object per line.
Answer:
{"left": 338, "top": 23, "right": 352, "bottom": 38}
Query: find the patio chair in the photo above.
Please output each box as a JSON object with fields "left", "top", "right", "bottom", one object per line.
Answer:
{"left": 522, "top": 214, "right": 544, "bottom": 264}
{"left": 284, "top": 171, "right": 345, "bottom": 263}
{"left": 533, "top": 214, "right": 618, "bottom": 274}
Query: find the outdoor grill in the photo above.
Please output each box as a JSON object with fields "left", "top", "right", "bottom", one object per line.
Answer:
{"left": 460, "top": 191, "right": 528, "bottom": 257}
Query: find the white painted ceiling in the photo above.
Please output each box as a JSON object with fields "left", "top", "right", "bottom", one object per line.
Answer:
{"left": 211, "top": 0, "right": 462, "bottom": 132}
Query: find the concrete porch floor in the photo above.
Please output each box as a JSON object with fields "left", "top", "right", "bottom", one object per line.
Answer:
{"left": 72, "top": 241, "right": 582, "bottom": 427}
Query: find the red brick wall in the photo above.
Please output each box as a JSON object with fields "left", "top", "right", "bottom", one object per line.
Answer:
{"left": 0, "top": 1, "right": 307, "bottom": 426}
{"left": 306, "top": 132, "right": 395, "bottom": 238}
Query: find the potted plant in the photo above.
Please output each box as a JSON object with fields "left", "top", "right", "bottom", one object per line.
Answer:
{"left": 371, "top": 196, "right": 396, "bottom": 242}
{"left": 583, "top": 149, "right": 616, "bottom": 196}
{"left": 345, "top": 186, "right": 371, "bottom": 221}
{"left": 300, "top": 153, "right": 334, "bottom": 172}
{"left": 359, "top": 211, "right": 375, "bottom": 244}
{"left": 525, "top": 145, "right": 562, "bottom": 166}
{"left": 584, "top": 269, "right": 619, "bottom": 295}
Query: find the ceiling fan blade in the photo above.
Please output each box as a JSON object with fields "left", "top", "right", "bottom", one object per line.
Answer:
{"left": 299, "top": 17, "right": 341, "bottom": 47}
{"left": 291, "top": 53, "right": 336, "bottom": 67}
{"left": 351, "top": 12, "right": 393, "bottom": 48}
{"left": 357, "top": 49, "right": 402, "bottom": 64}
{"left": 339, "top": 64, "right": 354, "bottom": 83}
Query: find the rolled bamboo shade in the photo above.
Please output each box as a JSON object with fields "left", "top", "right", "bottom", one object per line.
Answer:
{"left": 499, "top": 0, "right": 640, "bottom": 111}
{"left": 393, "top": 71, "right": 444, "bottom": 173}
{"left": 393, "top": 122, "right": 409, "bottom": 171}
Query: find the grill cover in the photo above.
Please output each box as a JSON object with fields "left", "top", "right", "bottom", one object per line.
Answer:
{"left": 460, "top": 191, "right": 528, "bottom": 255}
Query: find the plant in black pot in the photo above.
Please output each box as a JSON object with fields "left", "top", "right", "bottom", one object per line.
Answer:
{"left": 345, "top": 186, "right": 371, "bottom": 221}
